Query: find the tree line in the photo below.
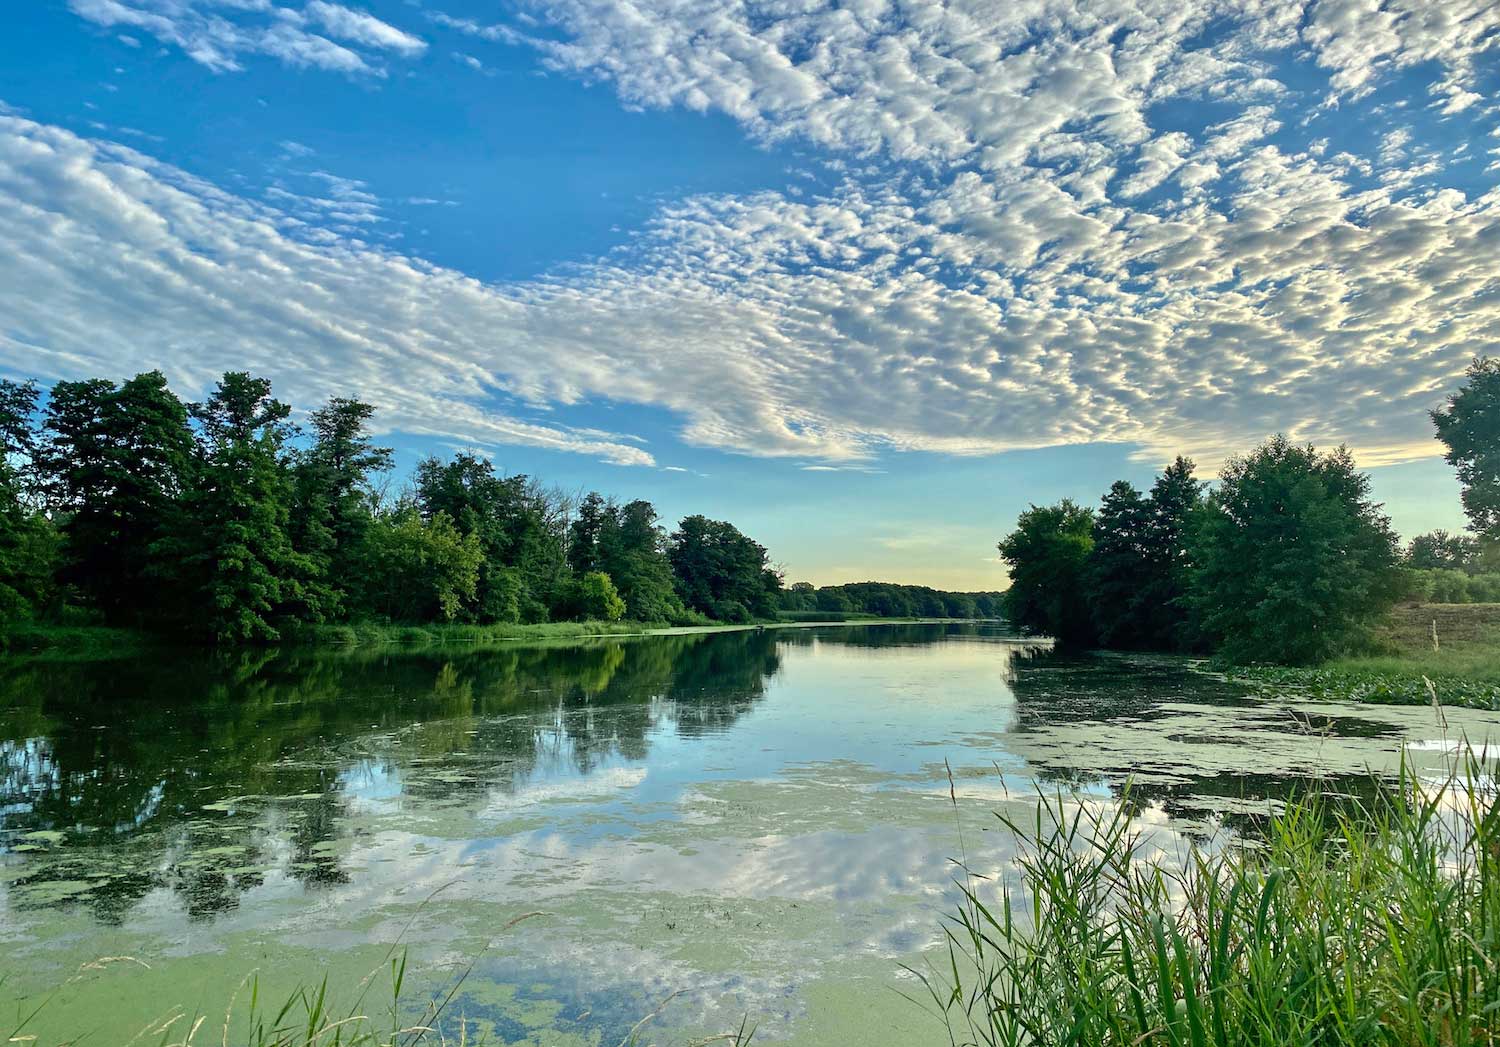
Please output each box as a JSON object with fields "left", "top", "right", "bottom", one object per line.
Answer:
{"left": 778, "top": 580, "right": 1004, "bottom": 620}
{"left": 0, "top": 370, "right": 787, "bottom": 642}
{"left": 998, "top": 357, "right": 1500, "bottom": 664}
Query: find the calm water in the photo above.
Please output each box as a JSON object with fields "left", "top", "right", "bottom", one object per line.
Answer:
{"left": 2, "top": 624, "right": 1496, "bottom": 1046}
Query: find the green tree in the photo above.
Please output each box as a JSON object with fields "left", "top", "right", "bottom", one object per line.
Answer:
{"left": 668, "top": 515, "right": 781, "bottom": 621}
{"left": 1404, "top": 530, "right": 1481, "bottom": 573}
{"left": 1432, "top": 357, "right": 1500, "bottom": 542}
{"left": 173, "top": 373, "right": 317, "bottom": 642}
{"left": 355, "top": 508, "right": 482, "bottom": 622}
{"left": 1085, "top": 481, "right": 1156, "bottom": 648}
{"left": 997, "top": 500, "right": 1096, "bottom": 644}
{"left": 415, "top": 453, "right": 564, "bottom": 622}
{"left": 557, "top": 570, "right": 626, "bottom": 621}
{"left": 290, "top": 397, "right": 392, "bottom": 615}
{"left": 0, "top": 379, "right": 58, "bottom": 624}
{"left": 780, "top": 581, "right": 817, "bottom": 613}
{"left": 1140, "top": 456, "right": 1206, "bottom": 648}
{"left": 38, "top": 371, "right": 196, "bottom": 622}
{"left": 1190, "top": 437, "right": 1401, "bottom": 664}
{"left": 576, "top": 497, "right": 685, "bottom": 622}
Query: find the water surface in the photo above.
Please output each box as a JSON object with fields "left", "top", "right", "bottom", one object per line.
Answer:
{"left": 2, "top": 624, "right": 1495, "bottom": 1045}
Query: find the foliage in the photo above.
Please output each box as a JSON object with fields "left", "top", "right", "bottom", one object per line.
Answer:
{"left": 414, "top": 453, "right": 566, "bottom": 623}
{"left": 1404, "top": 528, "right": 1483, "bottom": 573}
{"left": 170, "top": 373, "right": 321, "bottom": 643}
{"left": 1229, "top": 663, "right": 1500, "bottom": 710}
{"left": 1224, "top": 600, "right": 1500, "bottom": 708}
{"left": 917, "top": 754, "right": 1500, "bottom": 1047}
{"left": 782, "top": 580, "right": 1004, "bottom": 619}
{"left": 355, "top": 508, "right": 483, "bottom": 623}
{"left": 1086, "top": 480, "right": 1157, "bottom": 647}
{"left": 1189, "top": 437, "right": 1400, "bottom": 664}
{"left": 290, "top": 397, "right": 392, "bottom": 616}
{"left": 997, "top": 500, "right": 1096, "bottom": 644}
{"left": 37, "top": 371, "right": 196, "bottom": 623}
{"left": 568, "top": 495, "right": 686, "bottom": 622}
{"left": 668, "top": 515, "right": 782, "bottom": 621}
{"left": 556, "top": 570, "right": 627, "bottom": 621}
{"left": 1431, "top": 355, "right": 1500, "bottom": 543}
{"left": 0, "top": 379, "right": 59, "bottom": 625}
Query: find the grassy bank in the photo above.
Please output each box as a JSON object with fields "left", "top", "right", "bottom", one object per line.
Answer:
{"left": 0, "top": 615, "right": 983, "bottom": 659}
{"left": 1228, "top": 603, "right": 1500, "bottom": 709}
{"left": 917, "top": 753, "right": 1499, "bottom": 1047}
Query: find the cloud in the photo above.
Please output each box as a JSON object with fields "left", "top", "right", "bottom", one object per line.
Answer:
{"left": 0, "top": 117, "right": 653, "bottom": 466}
{"left": 305, "top": 1, "right": 425, "bottom": 55}
{"left": 67, "top": 0, "right": 426, "bottom": 74}
{"left": 17, "top": 1, "right": 1500, "bottom": 471}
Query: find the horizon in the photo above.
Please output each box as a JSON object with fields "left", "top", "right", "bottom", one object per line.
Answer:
{"left": 3, "top": 1, "right": 1492, "bottom": 588}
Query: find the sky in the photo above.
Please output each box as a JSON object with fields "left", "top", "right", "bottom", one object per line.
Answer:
{"left": 1, "top": 0, "right": 1496, "bottom": 590}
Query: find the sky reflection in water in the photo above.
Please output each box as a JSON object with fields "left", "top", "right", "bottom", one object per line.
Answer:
{"left": 2, "top": 624, "right": 1496, "bottom": 1046}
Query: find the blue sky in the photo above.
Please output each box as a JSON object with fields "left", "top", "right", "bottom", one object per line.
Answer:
{"left": 2, "top": 0, "right": 1497, "bottom": 588}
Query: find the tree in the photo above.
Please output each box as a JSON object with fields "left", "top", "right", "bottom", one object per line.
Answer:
{"left": 998, "top": 500, "right": 1096, "bottom": 643}
{"left": 37, "top": 371, "right": 196, "bottom": 622}
{"left": 414, "top": 453, "right": 565, "bottom": 622}
{"left": 0, "top": 379, "right": 58, "bottom": 624}
{"left": 172, "top": 373, "right": 317, "bottom": 642}
{"left": 571, "top": 497, "right": 685, "bottom": 622}
{"left": 290, "top": 398, "right": 392, "bottom": 614}
{"left": 355, "top": 507, "right": 482, "bottom": 622}
{"left": 1432, "top": 357, "right": 1500, "bottom": 543}
{"left": 1139, "top": 456, "right": 1206, "bottom": 649}
{"left": 556, "top": 570, "right": 626, "bottom": 621}
{"left": 669, "top": 515, "right": 781, "bottom": 621}
{"left": 780, "top": 581, "right": 817, "bottom": 613}
{"left": 1086, "top": 481, "right": 1156, "bottom": 648}
{"left": 1404, "top": 530, "right": 1481, "bottom": 573}
{"left": 1190, "top": 437, "right": 1400, "bottom": 665}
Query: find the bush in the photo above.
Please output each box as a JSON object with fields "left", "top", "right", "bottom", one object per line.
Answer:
{"left": 1469, "top": 572, "right": 1500, "bottom": 602}
{"left": 1425, "top": 567, "right": 1472, "bottom": 603}
{"left": 555, "top": 571, "right": 625, "bottom": 621}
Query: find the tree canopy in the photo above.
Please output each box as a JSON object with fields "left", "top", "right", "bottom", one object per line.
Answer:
{"left": 1432, "top": 357, "right": 1500, "bottom": 544}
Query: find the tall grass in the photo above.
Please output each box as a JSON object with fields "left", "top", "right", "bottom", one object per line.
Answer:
{"left": 916, "top": 751, "right": 1500, "bottom": 1046}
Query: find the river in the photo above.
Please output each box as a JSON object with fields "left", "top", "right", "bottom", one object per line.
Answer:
{"left": 2, "top": 623, "right": 1495, "bottom": 1045}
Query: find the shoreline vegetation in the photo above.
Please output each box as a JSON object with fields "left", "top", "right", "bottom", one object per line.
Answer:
{"left": 1221, "top": 602, "right": 1500, "bottom": 710}
{"left": 0, "top": 614, "right": 1013, "bottom": 658}
{"left": 918, "top": 751, "right": 1499, "bottom": 1047}
{"left": 997, "top": 358, "right": 1500, "bottom": 700}
{"left": 0, "top": 370, "right": 998, "bottom": 648}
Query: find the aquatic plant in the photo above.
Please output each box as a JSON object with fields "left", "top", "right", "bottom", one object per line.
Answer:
{"left": 915, "top": 751, "right": 1500, "bottom": 1047}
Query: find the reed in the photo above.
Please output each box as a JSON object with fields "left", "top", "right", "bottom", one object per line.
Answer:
{"left": 915, "top": 750, "right": 1500, "bottom": 1046}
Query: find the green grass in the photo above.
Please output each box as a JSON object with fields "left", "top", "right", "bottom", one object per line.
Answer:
{"left": 290, "top": 618, "right": 695, "bottom": 648}
{"left": 915, "top": 752, "right": 1500, "bottom": 1047}
{"left": 0, "top": 623, "right": 162, "bottom": 659}
{"left": 1228, "top": 603, "right": 1500, "bottom": 709}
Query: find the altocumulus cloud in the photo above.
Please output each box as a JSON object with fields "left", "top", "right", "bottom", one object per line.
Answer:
{"left": 14, "top": 0, "right": 1500, "bottom": 468}
{"left": 67, "top": 0, "right": 426, "bottom": 74}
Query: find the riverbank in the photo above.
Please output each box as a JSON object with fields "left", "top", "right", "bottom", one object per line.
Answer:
{"left": 0, "top": 616, "right": 1005, "bottom": 659}
{"left": 925, "top": 754, "right": 1498, "bottom": 1046}
{"left": 1226, "top": 602, "right": 1500, "bottom": 709}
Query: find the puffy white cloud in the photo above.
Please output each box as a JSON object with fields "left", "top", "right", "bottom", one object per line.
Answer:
{"left": 27, "top": 0, "right": 1500, "bottom": 469}
{"left": 66, "top": 0, "right": 425, "bottom": 74}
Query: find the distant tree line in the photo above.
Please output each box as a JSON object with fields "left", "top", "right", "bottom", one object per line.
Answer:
{"left": 0, "top": 370, "right": 786, "bottom": 642}
{"left": 778, "top": 580, "right": 1004, "bottom": 620}
{"left": 997, "top": 357, "right": 1500, "bottom": 665}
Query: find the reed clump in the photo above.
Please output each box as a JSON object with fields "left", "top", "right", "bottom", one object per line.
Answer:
{"left": 918, "top": 751, "right": 1500, "bottom": 1047}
